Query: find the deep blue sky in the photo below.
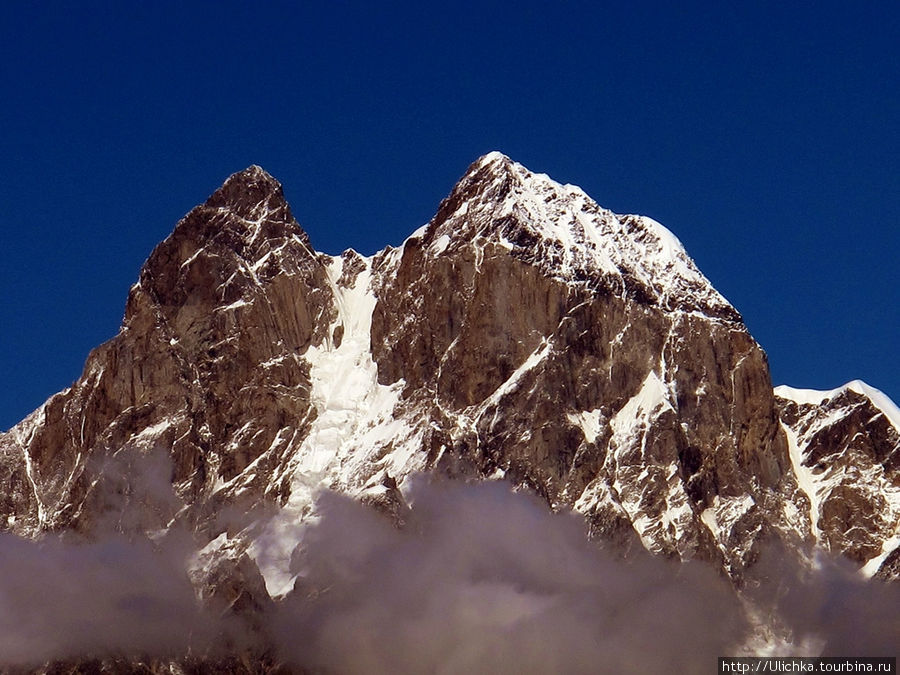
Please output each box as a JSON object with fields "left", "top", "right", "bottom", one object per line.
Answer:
{"left": 1, "top": 2, "right": 897, "bottom": 430}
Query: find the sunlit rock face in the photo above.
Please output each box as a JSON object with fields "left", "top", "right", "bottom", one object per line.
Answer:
{"left": 371, "top": 153, "right": 797, "bottom": 577}
{"left": 775, "top": 382, "right": 900, "bottom": 578}
{"left": 0, "top": 167, "right": 332, "bottom": 540}
{"left": 0, "top": 153, "right": 896, "bottom": 671}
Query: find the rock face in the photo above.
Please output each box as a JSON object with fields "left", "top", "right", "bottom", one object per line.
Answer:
{"left": 775, "top": 381, "right": 900, "bottom": 578}
{"left": 370, "top": 153, "right": 798, "bottom": 576}
{"left": 0, "top": 153, "right": 897, "bottom": 669}
{"left": 0, "top": 167, "right": 333, "bottom": 539}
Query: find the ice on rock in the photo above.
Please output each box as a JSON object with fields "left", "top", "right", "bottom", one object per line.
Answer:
{"left": 248, "top": 253, "right": 424, "bottom": 597}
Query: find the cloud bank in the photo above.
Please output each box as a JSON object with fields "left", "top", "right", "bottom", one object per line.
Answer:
{"left": 275, "top": 479, "right": 746, "bottom": 673}
{"left": 0, "top": 530, "right": 217, "bottom": 666}
{"left": 1, "top": 474, "right": 897, "bottom": 672}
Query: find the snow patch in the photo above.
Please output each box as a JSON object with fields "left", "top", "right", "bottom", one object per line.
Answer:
{"left": 781, "top": 421, "right": 820, "bottom": 540}
{"left": 129, "top": 418, "right": 175, "bottom": 445}
{"left": 480, "top": 339, "right": 552, "bottom": 413}
{"left": 861, "top": 535, "right": 900, "bottom": 578}
{"left": 429, "top": 234, "right": 451, "bottom": 256}
{"left": 774, "top": 384, "right": 853, "bottom": 407}
{"left": 700, "top": 494, "right": 756, "bottom": 544}
{"left": 567, "top": 408, "right": 604, "bottom": 443}
{"left": 609, "top": 370, "right": 673, "bottom": 443}
{"left": 217, "top": 298, "right": 249, "bottom": 312}
{"left": 407, "top": 223, "right": 428, "bottom": 241}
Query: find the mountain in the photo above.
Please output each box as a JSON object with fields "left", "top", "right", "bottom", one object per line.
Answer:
{"left": 0, "top": 153, "right": 897, "bottom": 671}
{"left": 775, "top": 381, "right": 900, "bottom": 578}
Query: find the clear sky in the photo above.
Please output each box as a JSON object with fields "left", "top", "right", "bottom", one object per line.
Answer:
{"left": 1, "top": 1, "right": 897, "bottom": 430}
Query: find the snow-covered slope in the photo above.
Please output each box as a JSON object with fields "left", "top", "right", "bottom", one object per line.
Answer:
{"left": 247, "top": 252, "right": 427, "bottom": 596}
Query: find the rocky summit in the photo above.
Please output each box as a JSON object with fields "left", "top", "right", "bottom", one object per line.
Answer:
{"left": 0, "top": 153, "right": 897, "bottom": 671}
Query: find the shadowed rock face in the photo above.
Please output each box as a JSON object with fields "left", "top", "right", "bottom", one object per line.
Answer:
{"left": 0, "top": 154, "right": 896, "bottom": 671}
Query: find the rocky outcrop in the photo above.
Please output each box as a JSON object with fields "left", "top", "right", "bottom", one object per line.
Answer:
{"left": 0, "top": 166, "right": 334, "bottom": 538}
{"left": 775, "top": 381, "right": 900, "bottom": 577}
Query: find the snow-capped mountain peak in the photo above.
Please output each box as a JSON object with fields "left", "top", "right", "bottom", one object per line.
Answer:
{"left": 775, "top": 379, "right": 900, "bottom": 571}
{"left": 775, "top": 380, "right": 900, "bottom": 432}
{"left": 421, "top": 151, "right": 739, "bottom": 321}
{"left": 0, "top": 154, "right": 896, "bottom": 670}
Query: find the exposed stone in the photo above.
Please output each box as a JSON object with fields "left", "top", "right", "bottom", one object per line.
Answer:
{"left": 775, "top": 385, "right": 900, "bottom": 569}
